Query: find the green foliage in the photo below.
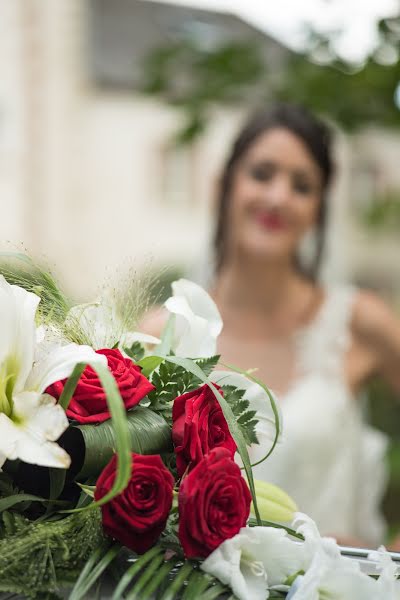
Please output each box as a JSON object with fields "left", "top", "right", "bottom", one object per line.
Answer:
{"left": 359, "top": 191, "right": 400, "bottom": 232}
{"left": 147, "top": 355, "right": 220, "bottom": 424}
{"left": 124, "top": 341, "right": 146, "bottom": 362}
{"left": 0, "top": 508, "right": 105, "bottom": 598}
{"left": 73, "top": 542, "right": 234, "bottom": 600}
{"left": 139, "top": 16, "right": 400, "bottom": 143}
{"left": 140, "top": 39, "right": 265, "bottom": 143}
{"left": 276, "top": 55, "right": 400, "bottom": 131}
{"left": 222, "top": 385, "right": 258, "bottom": 446}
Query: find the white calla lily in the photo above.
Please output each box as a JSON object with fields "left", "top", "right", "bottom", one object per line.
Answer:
{"left": 201, "top": 526, "right": 305, "bottom": 600}
{"left": 0, "top": 276, "right": 105, "bottom": 469}
{"left": 164, "top": 279, "right": 223, "bottom": 358}
{"left": 210, "top": 370, "right": 282, "bottom": 461}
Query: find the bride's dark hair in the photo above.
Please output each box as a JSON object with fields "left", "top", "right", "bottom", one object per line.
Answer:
{"left": 214, "top": 103, "right": 334, "bottom": 280}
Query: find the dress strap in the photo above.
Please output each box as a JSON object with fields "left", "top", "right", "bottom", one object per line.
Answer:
{"left": 295, "top": 286, "right": 357, "bottom": 378}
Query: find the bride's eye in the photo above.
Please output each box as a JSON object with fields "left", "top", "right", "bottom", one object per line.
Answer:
{"left": 248, "top": 161, "right": 276, "bottom": 182}
{"left": 292, "top": 176, "right": 314, "bottom": 196}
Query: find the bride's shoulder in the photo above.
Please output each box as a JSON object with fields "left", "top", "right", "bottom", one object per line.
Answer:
{"left": 351, "top": 289, "right": 399, "bottom": 341}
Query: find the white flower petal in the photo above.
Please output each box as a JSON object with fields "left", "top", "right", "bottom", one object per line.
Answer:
{"left": 287, "top": 549, "right": 376, "bottom": 600}
{"left": 201, "top": 531, "right": 268, "bottom": 600}
{"left": 0, "top": 276, "right": 40, "bottom": 393}
{"left": 171, "top": 279, "right": 222, "bottom": 336}
{"left": 165, "top": 279, "right": 223, "bottom": 358}
{"left": 26, "top": 343, "right": 107, "bottom": 393}
{"left": 211, "top": 370, "right": 283, "bottom": 461}
{"left": 0, "top": 392, "right": 70, "bottom": 468}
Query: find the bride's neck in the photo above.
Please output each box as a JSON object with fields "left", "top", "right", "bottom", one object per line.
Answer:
{"left": 213, "top": 256, "right": 306, "bottom": 315}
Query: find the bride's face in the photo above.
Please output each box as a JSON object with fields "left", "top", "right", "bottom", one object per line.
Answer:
{"left": 226, "top": 127, "right": 323, "bottom": 263}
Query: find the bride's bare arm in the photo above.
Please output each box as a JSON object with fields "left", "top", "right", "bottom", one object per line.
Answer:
{"left": 352, "top": 291, "right": 400, "bottom": 394}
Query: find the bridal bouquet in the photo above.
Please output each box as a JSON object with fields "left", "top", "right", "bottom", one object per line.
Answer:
{"left": 0, "top": 255, "right": 399, "bottom": 600}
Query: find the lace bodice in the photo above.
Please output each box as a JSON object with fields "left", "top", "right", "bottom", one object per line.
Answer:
{"left": 251, "top": 286, "right": 388, "bottom": 546}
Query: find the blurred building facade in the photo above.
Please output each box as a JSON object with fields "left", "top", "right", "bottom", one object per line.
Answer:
{"left": 1, "top": 0, "right": 400, "bottom": 301}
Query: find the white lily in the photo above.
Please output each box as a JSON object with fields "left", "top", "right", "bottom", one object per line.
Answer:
{"left": 164, "top": 279, "right": 223, "bottom": 358}
{"left": 287, "top": 513, "right": 379, "bottom": 600}
{"left": 66, "top": 301, "right": 160, "bottom": 351}
{"left": 0, "top": 276, "right": 106, "bottom": 469}
{"left": 210, "top": 370, "right": 283, "bottom": 463}
{"left": 286, "top": 548, "right": 377, "bottom": 600}
{"left": 368, "top": 547, "right": 400, "bottom": 599}
{"left": 201, "top": 526, "right": 305, "bottom": 600}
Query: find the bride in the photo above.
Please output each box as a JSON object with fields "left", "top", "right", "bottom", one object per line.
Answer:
{"left": 143, "top": 103, "right": 400, "bottom": 548}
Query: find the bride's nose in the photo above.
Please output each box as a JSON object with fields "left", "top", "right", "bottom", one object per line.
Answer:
{"left": 264, "top": 174, "right": 291, "bottom": 208}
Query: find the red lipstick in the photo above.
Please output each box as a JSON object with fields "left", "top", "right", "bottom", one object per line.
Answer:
{"left": 255, "top": 212, "right": 286, "bottom": 231}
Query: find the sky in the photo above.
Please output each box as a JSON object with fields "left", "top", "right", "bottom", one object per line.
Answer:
{"left": 148, "top": 0, "right": 400, "bottom": 63}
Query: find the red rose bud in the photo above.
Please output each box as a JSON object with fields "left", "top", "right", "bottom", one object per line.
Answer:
{"left": 46, "top": 348, "right": 154, "bottom": 424}
{"left": 172, "top": 383, "right": 237, "bottom": 477}
{"left": 178, "top": 447, "right": 251, "bottom": 558}
{"left": 94, "top": 453, "right": 174, "bottom": 554}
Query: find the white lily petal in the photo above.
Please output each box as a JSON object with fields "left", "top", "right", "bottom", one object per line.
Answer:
{"left": 26, "top": 343, "right": 107, "bottom": 393}
{"left": 286, "top": 548, "right": 377, "bottom": 600}
{"left": 211, "top": 370, "right": 283, "bottom": 462}
{"left": 202, "top": 526, "right": 307, "bottom": 600}
{"left": 201, "top": 530, "right": 268, "bottom": 600}
{"left": 0, "top": 276, "right": 40, "bottom": 393}
{"left": 368, "top": 546, "right": 400, "bottom": 598}
{"left": 0, "top": 392, "right": 70, "bottom": 468}
{"left": 171, "top": 279, "right": 223, "bottom": 336}
{"left": 165, "top": 279, "right": 223, "bottom": 358}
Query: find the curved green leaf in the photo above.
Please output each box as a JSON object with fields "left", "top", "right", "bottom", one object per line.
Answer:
{"left": 0, "top": 493, "right": 46, "bottom": 512}
{"left": 221, "top": 362, "right": 282, "bottom": 468}
{"left": 75, "top": 406, "right": 172, "bottom": 479}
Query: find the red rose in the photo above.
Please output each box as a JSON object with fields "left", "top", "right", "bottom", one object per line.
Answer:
{"left": 172, "top": 383, "right": 237, "bottom": 476}
{"left": 46, "top": 348, "right": 154, "bottom": 423}
{"left": 178, "top": 447, "right": 251, "bottom": 558}
{"left": 94, "top": 453, "right": 174, "bottom": 554}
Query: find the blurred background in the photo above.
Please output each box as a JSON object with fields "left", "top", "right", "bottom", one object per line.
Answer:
{"left": 1, "top": 0, "right": 400, "bottom": 537}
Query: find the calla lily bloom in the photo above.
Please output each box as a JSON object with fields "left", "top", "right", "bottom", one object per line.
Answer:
{"left": 164, "top": 279, "right": 223, "bottom": 358}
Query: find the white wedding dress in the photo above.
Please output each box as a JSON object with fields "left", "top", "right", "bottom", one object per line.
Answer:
{"left": 251, "top": 286, "right": 388, "bottom": 546}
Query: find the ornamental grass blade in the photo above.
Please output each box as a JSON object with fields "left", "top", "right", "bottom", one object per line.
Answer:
{"left": 59, "top": 361, "right": 132, "bottom": 511}
{"left": 221, "top": 361, "right": 282, "bottom": 467}
{"left": 68, "top": 541, "right": 121, "bottom": 600}
{"left": 111, "top": 545, "right": 163, "bottom": 600}
{"left": 161, "top": 355, "right": 261, "bottom": 524}
{"left": 0, "top": 494, "right": 47, "bottom": 512}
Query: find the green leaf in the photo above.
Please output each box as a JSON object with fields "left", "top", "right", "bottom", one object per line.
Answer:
{"left": 69, "top": 540, "right": 121, "bottom": 600}
{"left": 111, "top": 545, "right": 163, "bottom": 599}
{"left": 137, "top": 355, "right": 165, "bottom": 378}
{"left": 155, "top": 314, "right": 175, "bottom": 356}
{"left": 161, "top": 355, "right": 262, "bottom": 524}
{"left": 123, "top": 341, "right": 145, "bottom": 362}
{"left": 48, "top": 467, "right": 66, "bottom": 501}
{"left": 0, "top": 493, "right": 47, "bottom": 512}
{"left": 58, "top": 363, "right": 86, "bottom": 410}
{"left": 75, "top": 406, "right": 172, "bottom": 479}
